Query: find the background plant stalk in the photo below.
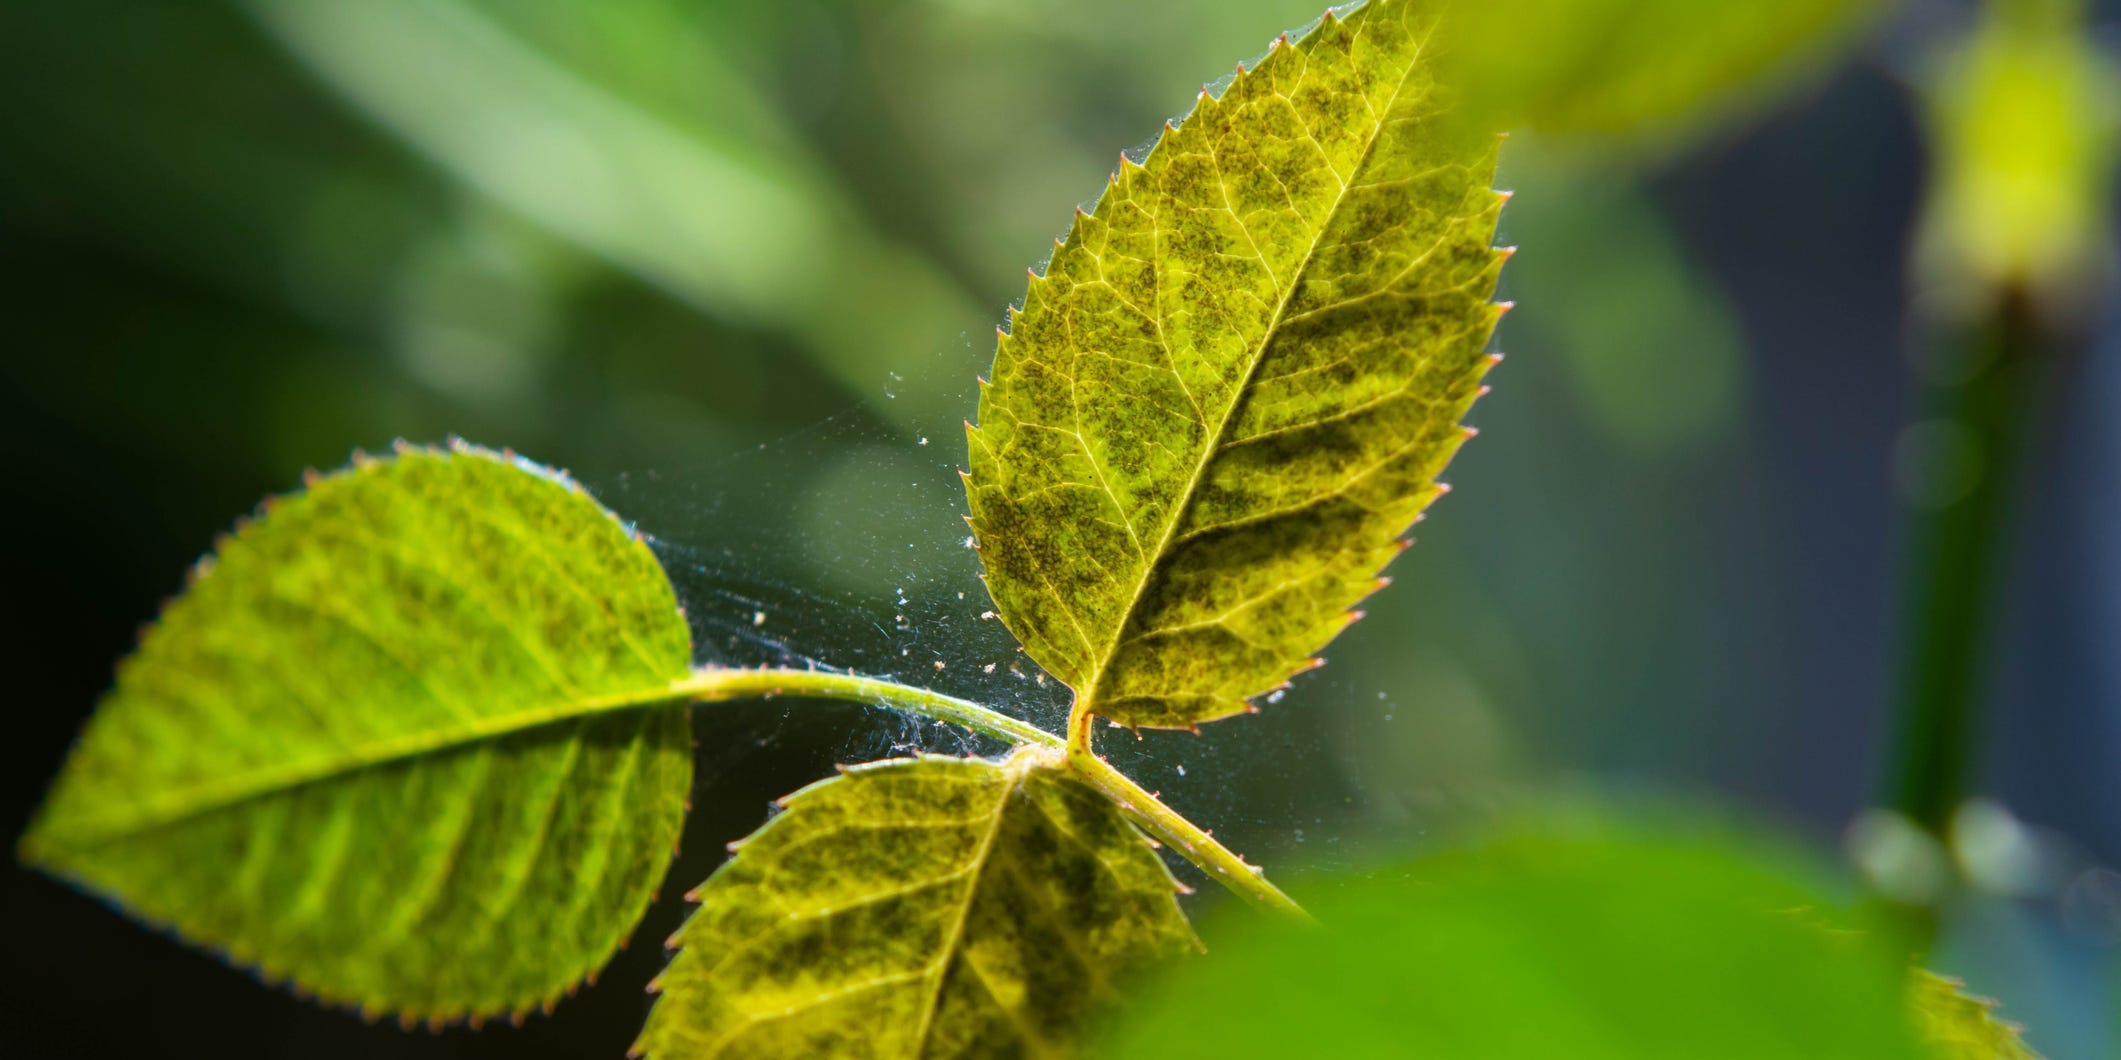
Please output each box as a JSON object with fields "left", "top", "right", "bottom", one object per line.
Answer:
{"left": 1882, "top": 288, "right": 2057, "bottom": 950}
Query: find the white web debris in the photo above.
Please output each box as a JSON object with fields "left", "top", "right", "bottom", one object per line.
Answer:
{"left": 616, "top": 395, "right": 1070, "bottom": 761}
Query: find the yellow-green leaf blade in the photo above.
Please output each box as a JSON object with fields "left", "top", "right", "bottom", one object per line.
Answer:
{"left": 964, "top": 0, "right": 1507, "bottom": 730}
{"left": 637, "top": 751, "right": 1197, "bottom": 1059}
{"left": 21, "top": 441, "right": 695, "bottom": 1021}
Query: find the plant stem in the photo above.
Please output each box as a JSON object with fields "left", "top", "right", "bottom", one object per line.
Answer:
{"left": 1068, "top": 744, "right": 1315, "bottom": 922}
{"left": 672, "top": 667, "right": 1064, "bottom": 751}
{"left": 675, "top": 666, "right": 1312, "bottom": 920}
{"left": 1881, "top": 291, "right": 2044, "bottom": 944}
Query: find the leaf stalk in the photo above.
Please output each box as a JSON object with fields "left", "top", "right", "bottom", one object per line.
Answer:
{"left": 679, "top": 666, "right": 1311, "bottom": 920}
{"left": 674, "top": 667, "right": 1064, "bottom": 751}
{"left": 1068, "top": 744, "right": 1314, "bottom": 922}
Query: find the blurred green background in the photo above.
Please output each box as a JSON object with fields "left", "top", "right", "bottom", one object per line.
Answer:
{"left": 2, "top": 0, "right": 2116, "bottom": 1056}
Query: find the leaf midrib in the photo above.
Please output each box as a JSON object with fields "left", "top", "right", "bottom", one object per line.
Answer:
{"left": 906, "top": 762, "right": 1018, "bottom": 1055}
{"left": 28, "top": 680, "right": 692, "bottom": 851}
{"left": 1075, "top": 15, "right": 1432, "bottom": 724}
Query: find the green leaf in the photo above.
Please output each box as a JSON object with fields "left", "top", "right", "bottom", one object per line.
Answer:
{"left": 20, "top": 440, "right": 695, "bottom": 1022}
{"left": 636, "top": 750, "right": 1198, "bottom": 1059}
{"left": 1104, "top": 813, "right": 1932, "bottom": 1059}
{"left": 1437, "top": 0, "right": 1883, "bottom": 156}
{"left": 965, "top": 0, "right": 1507, "bottom": 730}
{"left": 1909, "top": 970, "right": 2040, "bottom": 1060}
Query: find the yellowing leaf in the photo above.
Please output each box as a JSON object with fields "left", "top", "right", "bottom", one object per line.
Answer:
{"left": 636, "top": 751, "right": 1197, "bottom": 1059}
{"left": 965, "top": 0, "right": 1507, "bottom": 731}
{"left": 20, "top": 441, "right": 696, "bottom": 1022}
{"left": 1909, "top": 970, "right": 2041, "bottom": 1060}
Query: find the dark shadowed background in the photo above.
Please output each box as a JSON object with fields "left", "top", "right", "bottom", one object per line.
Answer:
{"left": 2, "top": 0, "right": 2116, "bottom": 1056}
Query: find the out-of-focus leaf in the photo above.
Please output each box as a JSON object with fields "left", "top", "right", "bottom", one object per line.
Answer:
{"left": 1915, "top": 0, "right": 2118, "bottom": 315}
{"left": 1105, "top": 814, "right": 1931, "bottom": 1059}
{"left": 21, "top": 442, "right": 695, "bottom": 1021}
{"left": 636, "top": 751, "right": 1197, "bottom": 1059}
{"left": 1909, "top": 970, "right": 2041, "bottom": 1059}
{"left": 966, "top": 0, "right": 1508, "bottom": 730}
{"left": 1441, "top": 0, "right": 1882, "bottom": 158}
{"left": 243, "top": 0, "right": 986, "bottom": 428}
{"left": 1500, "top": 154, "right": 1749, "bottom": 453}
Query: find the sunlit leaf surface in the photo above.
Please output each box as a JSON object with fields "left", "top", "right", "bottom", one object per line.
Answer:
{"left": 966, "top": 0, "right": 1507, "bottom": 730}
{"left": 637, "top": 751, "right": 1197, "bottom": 1059}
{"left": 21, "top": 441, "right": 695, "bottom": 1021}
